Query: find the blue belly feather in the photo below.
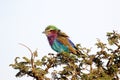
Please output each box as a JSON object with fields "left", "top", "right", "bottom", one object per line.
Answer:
{"left": 51, "top": 39, "right": 69, "bottom": 53}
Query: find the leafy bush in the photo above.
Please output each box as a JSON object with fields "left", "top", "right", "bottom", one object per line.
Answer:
{"left": 10, "top": 31, "right": 120, "bottom": 80}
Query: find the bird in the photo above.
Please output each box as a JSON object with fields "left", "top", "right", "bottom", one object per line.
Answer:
{"left": 43, "top": 25, "right": 78, "bottom": 54}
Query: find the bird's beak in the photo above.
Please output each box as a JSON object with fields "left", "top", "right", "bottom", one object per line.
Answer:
{"left": 42, "top": 31, "right": 45, "bottom": 34}
{"left": 42, "top": 31, "right": 47, "bottom": 35}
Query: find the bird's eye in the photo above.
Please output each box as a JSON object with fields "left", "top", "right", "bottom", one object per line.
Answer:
{"left": 49, "top": 30, "right": 57, "bottom": 33}
{"left": 50, "top": 30, "right": 54, "bottom": 32}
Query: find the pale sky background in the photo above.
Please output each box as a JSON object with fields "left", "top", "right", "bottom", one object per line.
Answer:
{"left": 0, "top": 0, "right": 120, "bottom": 80}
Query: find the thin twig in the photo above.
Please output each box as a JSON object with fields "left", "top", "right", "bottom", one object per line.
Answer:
{"left": 19, "top": 43, "right": 34, "bottom": 68}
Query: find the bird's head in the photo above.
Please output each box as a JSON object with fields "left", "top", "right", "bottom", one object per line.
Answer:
{"left": 43, "top": 25, "right": 60, "bottom": 36}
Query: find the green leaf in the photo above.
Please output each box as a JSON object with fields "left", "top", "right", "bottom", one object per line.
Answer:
{"left": 42, "top": 56, "right": 48, "bottom": 62}
{"left": 34, "top": 60, "right": 42, "bottom": 66}
{"left": 33, "top": 50, "right": 38, "bottom": 57}
{"left": 22, "top": 57, "right": 30, "bottom": 63}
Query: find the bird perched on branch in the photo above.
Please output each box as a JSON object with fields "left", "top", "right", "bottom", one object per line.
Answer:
{"left": 43, "top": 25, "right": 78, "bottom": 54}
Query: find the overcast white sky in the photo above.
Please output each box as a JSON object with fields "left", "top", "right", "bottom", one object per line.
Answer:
{"left": 0, "top": 0, "right": 120, "bottom": 80}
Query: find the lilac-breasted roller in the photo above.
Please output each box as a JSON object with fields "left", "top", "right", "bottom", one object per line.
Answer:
{"left": 43, "top": 25, "right": 78, "bottom": 54}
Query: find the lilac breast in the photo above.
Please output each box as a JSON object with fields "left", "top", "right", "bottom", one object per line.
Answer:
{"left": 47, "top": 36, "right": 56, "bottom": 46}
